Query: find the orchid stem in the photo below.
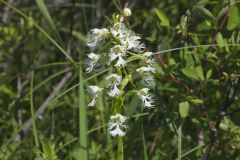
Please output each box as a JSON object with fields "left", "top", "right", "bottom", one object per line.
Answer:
{"left": 117, "top": 136, "right": 124, "bottom": 160}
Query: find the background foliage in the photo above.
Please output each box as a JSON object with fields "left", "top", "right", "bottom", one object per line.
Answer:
{"left": 1, "top": 0, "right": 240, "bottom": 159}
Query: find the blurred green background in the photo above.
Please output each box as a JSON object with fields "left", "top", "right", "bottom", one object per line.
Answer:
{"left": 1, "top": 0, "right": 240, "bottom": 159}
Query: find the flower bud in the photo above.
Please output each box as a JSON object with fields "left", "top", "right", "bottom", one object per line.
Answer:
{"left": 123, "top": 8, "right": 131, "bottom": 17}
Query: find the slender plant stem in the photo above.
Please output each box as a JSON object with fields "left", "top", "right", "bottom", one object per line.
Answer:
{"left": 30, "top": 71, "right": 40, "bottom": 159}
{"left": 154, "top": 43, "right": 240, "bottom": 55}
{"left": 141, "top": 123, "right": 148, "bottom": 160}
{"left": 177, "top": 124, "right": 182, "bottom": 160}
{"left": 30, "top": 71, "right": 39, "bottom": 147}
{"left": 117, "top": 136, "right": 124, "bottom": 160}
{"left": 79, "top": 65, "right": 88, "bottom": 160}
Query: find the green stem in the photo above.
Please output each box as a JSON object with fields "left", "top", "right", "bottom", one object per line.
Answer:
{"left": 30, "top": 71, "right": 39, "bottom": 148}
{"left": 30, "top": 71, "right": 40, "bottom": 159}
{"left": 79, "top": 65, "right": 88, "bottom": 160}
{"left": 117, "top": 136, "right": 124, "bottom": 160}
{"left": 177, "top": 124, "right": 182, "bottom": 160}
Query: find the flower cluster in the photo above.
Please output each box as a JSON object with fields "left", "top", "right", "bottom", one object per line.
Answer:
{"left": 85, "top": 8, "right": 155, "bottom": 137}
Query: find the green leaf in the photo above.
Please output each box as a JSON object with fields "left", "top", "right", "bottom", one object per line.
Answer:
{"left": 41, "top": 141, "right": 58, "bottom": 160}
{"left": 216, "top": 6, "right": 228, "bottom": 21}
{"left": 155, "top": 9, "right": 170, "bottom": 28}
{"left": 181, "top": 68, "right": 198, "bottom": 80}
{"left": 227, "top": 6, "right": 240, "bottom": 31}
{"left": 206, "top": 69, "right": 213, "bottom": 80}
{"left": 216, "top": 32, "right": 224, "bottom": 48}
{"left": 187, "top": 97, "right": 203, "bottom": 105}
{"left": 195, "top": 65, "right": 204, "bottom": 81}
{"left": 72, "top": 31, "right": 86, "bottom": 43}
{"left": 195, "top": 6, "right": 214, "bottom": 21}
{"left": 179, "top": 101, "right": 190, "bottom": 118}
{"left": 36, "top": 0, "right": 63, "bottom": 45}
{"left": 78, "top": 66, "right": 88, "bottom": 160}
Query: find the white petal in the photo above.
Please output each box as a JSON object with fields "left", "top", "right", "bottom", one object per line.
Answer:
{"left": 108, "top": 84, "right": 123, "bottom": 97}
{"left": 87, "top": 28, "right": 109, "bottom": 48}
{"left": 109, "top": 125, "right": 126, "bottom": 137}
{"left": 144, "top": 75, "right": 155, "bottom": 86}
{"left": 88, "top": 85, "right": 102, "bottom": 94}
{"left": 88, "top": 96, "right": 96, "bottom": 107}
{"left": 142, "top": 94, "right": 154, "bottom": 108}
{"left": 110, "top": 114, "right": 127, "bottom": 123}
{"left": 114, "top": 56, "right": 127, "bottom": 68}
{"left": 110, "top": 23, "right": 127, "bottom": 38}
{"left": 85, "top": 63, "right": 94, "bottom": 73}
{"left": 106, "top": 74, "right": 122, "bottom": 84}
{"left": 87, "top": 53, "right": 99, "bottom": 60}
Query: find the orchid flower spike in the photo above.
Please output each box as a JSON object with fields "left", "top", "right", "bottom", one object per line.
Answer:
{"left": 108, "top": 114, "right": 127, "bottom": 137}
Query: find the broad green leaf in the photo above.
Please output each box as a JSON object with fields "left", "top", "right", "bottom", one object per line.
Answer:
{"left": 216, "top": 32, "right": 224, "bottom": 48}
{"left": 168, "top": 58, "right": 176, "bottom": 65}
{"left": 179, "top": 101, "right": 190, "bottom": 118}
{"left": 227, "top": 6, "right": 240, "bottom": 31}
{"left": 216, "top": 6, "right": 228, "bottom": 21}
{"left": 71, "top": 148, "right": 82, "bottom": 160}
{"left": 213, "top": 0, "right": 225, "bottom": 17}
{"left": 181, "top": 68, "right": 198, "bottom": 80}
{"left": 206, "top": 69, "right": 213, "bottom": 80}
{"left": 187, "top": 97, "right": 203, "bottom": 105}
{"left": 195, "top": 6, "right": 214, "bottom": 21}
{"left": 195, "top": 65, "right": 204, "bottom": 81}
{"left": 155, "top": 9, "right": 170, "bottom": 27}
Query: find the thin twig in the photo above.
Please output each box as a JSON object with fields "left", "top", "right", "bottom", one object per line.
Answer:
{"left": 201, "top": 80, "right": 240, "bottom": 160}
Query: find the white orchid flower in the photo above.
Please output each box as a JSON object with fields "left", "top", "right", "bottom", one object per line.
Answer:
{"left": 143, "top": 75, "right": 155, "bottom": 86}
{"left": 137, "top": 88, "right": 154, "bottom": 109}
{"left": 85, "top": 53, "right": 99, "bottom": 73}
{"left": 109, "top": 45, "right": 127, "bottom": 68}
{"left": 120, "top": 31, "right": 145, "bottom": 52}
{"left": 87, "top": 28, "right": 109, "bottom": 48}
{"left": 88, "top": 85, "right": 103, "bottom": 107}
{"left": 110, "top": 23, "right": 127, "bottom": 39}
{"left": 106, "top": 74, "right": 123, "bottom": 97}
{"left": 108, "top": 114, "right": 127, "bottom": 137}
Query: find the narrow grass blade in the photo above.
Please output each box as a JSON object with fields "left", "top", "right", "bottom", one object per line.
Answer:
{"left": 180, "top": 144, "right": 205, "bottom": 159}
{"left": 80, "top": 0, "right": 88, "bottom": 32}
{"left": 113, "top": 0, "right": 122, "bottom": 13}
{"left": 79, "top": 65, "right": 88, "bottom": 160}
{"left": 141, "top": 124, "right": 148, "bottom": 160}
{"left": 154, "top": 43, "right": 240, "bottom": 55}
{"left": 177, "top": 125, "right": 182, "bottom": 160}
{"left": 30, "top": 71, "right": 39, "bottom": 148}
{"left": 35, "top": 0, "right": 64, "bottom": 46}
